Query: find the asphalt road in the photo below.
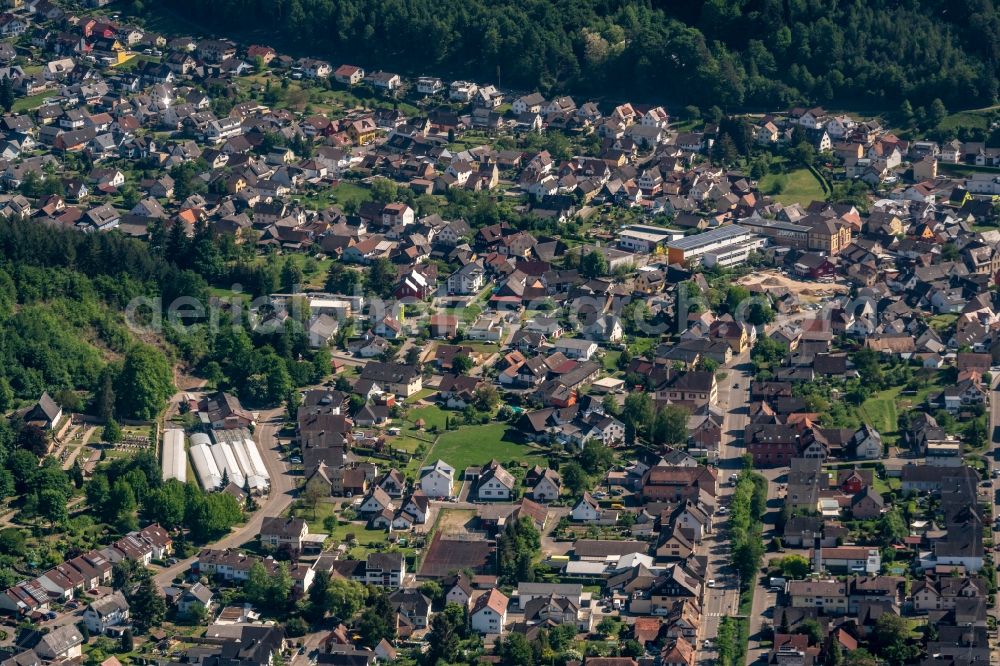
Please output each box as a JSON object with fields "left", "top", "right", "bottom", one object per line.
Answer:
{"left": 153, "top": 407, "right": 296, "bottom": 587}
{"left": 695, "top": 350, "right": 751, "bottom": 665}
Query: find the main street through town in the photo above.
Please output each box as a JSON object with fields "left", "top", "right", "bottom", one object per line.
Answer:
{"left": 694, "top": 348, "right": 750, "bottom": 665}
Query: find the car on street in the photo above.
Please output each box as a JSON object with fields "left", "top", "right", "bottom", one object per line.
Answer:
{"left": 717, "top": 506, "right": 729, "bottom": 515}
{"left": 703, "top": 640, "right": 714, "bottom": 648}
{"left": 707, "top": 579, "right": 716, "bottom": 588}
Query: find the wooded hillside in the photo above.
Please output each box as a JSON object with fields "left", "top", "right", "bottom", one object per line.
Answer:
{"left": 162, "top": 0, "right": 999, "bottom": 110}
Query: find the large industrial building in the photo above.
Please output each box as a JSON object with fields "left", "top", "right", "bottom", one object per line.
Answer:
{"left": 666, "top": 224, "right": 765, "bottom": 267}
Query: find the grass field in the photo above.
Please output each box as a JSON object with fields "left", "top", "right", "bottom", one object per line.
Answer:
{"left": 13, "top": 92, "right": 52, "bottom": 113}
{"left": 427, "top": 423, "right": 547, "bottom": 473}
{"left": 405, "top": 405, "right": 449, "bottom": 432}
{"left": 404, "top": 388, "right": 438, "bottom": 404}
{"left": 759, "top": 168, "right": 826, "bottom": 206}
{"left": 928, "top": 314, "right": 959, "bottom": 332}
{"left": 627, "top": 336, "right": 659, "bottom": 357}
{"left": 937, "top": 109, "right": 991, "bottom": 132}
{"left": 292, "top": 502, "right": 392, "bottom": 555}
{"left": 859, "top": 387, "right": 901, "bottom": 445}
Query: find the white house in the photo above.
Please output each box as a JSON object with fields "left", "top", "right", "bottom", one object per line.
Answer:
{"left": 419, "top": 460, "right": 455, "bottom": 498}
{"left": 447, "top": 263, "right": 485, "bottom": 295}
{"left": 471, "top": 588, "right": 508, "bottom": 634}
{"left": 178, "top": 583, "right": 214, "bottom": 615}
{"left": 444, "top": 573, "right": 473, "bottom": 608}
{"left": 570, "top": 492, "right": 601, "bottom": 522}
{"left": 83, "top": 591, "right": 130, "bottom": 634}
{"left": 467, "top": 314, "right": 504, "bottom": 342}
{"left": 554, "top": 338, "right": 599, "bottom": 361}
{"left": 417, "top": 77, "right": 444, "bottom": 95}
{"left": 475, "top": 461, "right": 515, "bottom": 501}
{"left": 448, "top": 80, "right": 477, "bottom": 101}
{"left": 531, "top": 469, "right": 562, "bottom": 502}
{"left": 35, "top": 625, "right": 84, "bottom": 661}
{"left": 512, "top": 93, "right": 546, "bottom": 115}
{"left": 850, "top": 424, "right": 882, "bottom": 460}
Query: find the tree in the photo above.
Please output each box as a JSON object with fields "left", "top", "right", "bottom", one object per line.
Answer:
{"left": 17, "top": 424, "right": 49, "bottom": 457}
{"left": 244, "top": 560, "right": 293, "bottom": 612}
{"left": 898, "top": 99, "right": 914, "bottom": 125}
{"left": 870, "top": 613, "right": 917, "bottom": 663}
{"left": 651, "top": 405, "right": 689, "bottom": 447}
{"left": 358, "top": 588, "right": 396, "bottom": 647}
{"left": 451, "top": 354, "right": 474, "bottom": 374}
{"left": 37, "top": 488, "right": 68, "bottom": 527}
{"left": 94, "top": 371, "right": 117, "bottom": 421}
{"left": 326, "top": 578, "right": 367, "bottom": 620}
{"left": 601, "top": 393, "right": 619, "bottom": 417}
{"left": 497, "top": 633, "right": 536, "bottom": 666}
{"left": 369, "top": 177, "right": 398, "bottom": 203}
{"left": 596, "top": 616, "right": 620, "bottom": 638}
{"left": 795, "top": 618, "right": 823, "bottom": 646}
{"left": 497, "top": 516, "right": 541, "bottom": 586}
{"left": 366, "top": 258, "right": 396, "bottom": 298}
{"left": 120, "top": 628, "right": 134, "bottom": 652}
{"left": 325, "top": 264, "right": 364, "bottom": 294}
{"left": 280, "top": 257, "right": 304, "bottom": 292}
{"left": 426, "top": 603, "right": 470, "bottom": 664}
{"left": 103, "top": 418, "right": 123, "bottom": 444}
{"left": 561, "top": 462, "right": 587, "bottom": 495}
{"left": 789, "top": 141, "right": 815, "bottom": 167}
{"left": 580, "top": 250, "right": 608, "bottom": 279}
{"left": 120, "top": 184, "right": 141, "bottom": 210}
{"left": 779, "top": 555, "right": 811, "bottom": 579}
{"left": 579, "top": 439, "right": 614, "bottom": 475}
{"left": 473, "top": 384, "right": 500, "bottom": 411}
{"left": 929, "top": 98, "right": 948, "bottom": 126}
{"left": 302, "top": 478, "right": 327, "bottom": 520}
{"left": 747, "top": 301, "right": 775, "bottom": 325}
{"left": 109, "top": 479, "right": 138, "bottom": 532}
{"left": 114, "top": 345, "right": 174, "bottom": 420}
{"left": 622, "top": 392, "right": 654, "bottom": 442}
{"left": 112, "top": 558, "right": 145, "bottom": 591}
{"left": 876, "top": 508, "right": 908, "bottom": 545}
{"left": 0, "top": 528, "right": 26, "bottom": 557}
{"left": 142, "top": 479, "right": 186, "bottom": 529}
{"left": 843, "top": 650, "right": 878, "bottom": 666}
{"left": 129, "top": 577, "right": 166, "bottom": 632}
{"left": 0, "top": 76, "right": 14, "bottom": 113}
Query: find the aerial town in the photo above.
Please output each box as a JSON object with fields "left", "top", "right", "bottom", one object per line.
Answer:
{"left": 0, "top": 3, "right": 999, "bottom": 666}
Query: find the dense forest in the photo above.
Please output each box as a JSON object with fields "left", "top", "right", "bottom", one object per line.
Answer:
{"left": 162, "top": 0, "right": 999, "bottom": 110}
{"left": 0, "top": 218, "right": 329, "bottom": 416}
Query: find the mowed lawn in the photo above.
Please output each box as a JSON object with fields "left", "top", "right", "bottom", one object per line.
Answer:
{"left": 428, "top": 423, "right": 547, "bottom": 474}
{"left": 759, "top": 168, "right": 826, "bottom": 206}
{"left": 859, "top": 387, "right": 901, "bottom": 444}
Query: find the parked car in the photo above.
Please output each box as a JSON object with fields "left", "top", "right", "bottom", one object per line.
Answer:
{"left": 707, "top": 579, "right": 716, "bottom": 588}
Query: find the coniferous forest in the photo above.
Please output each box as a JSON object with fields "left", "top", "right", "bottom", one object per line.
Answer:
{"left": 164, "top": 0, "right": 999, "bottom": 110}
